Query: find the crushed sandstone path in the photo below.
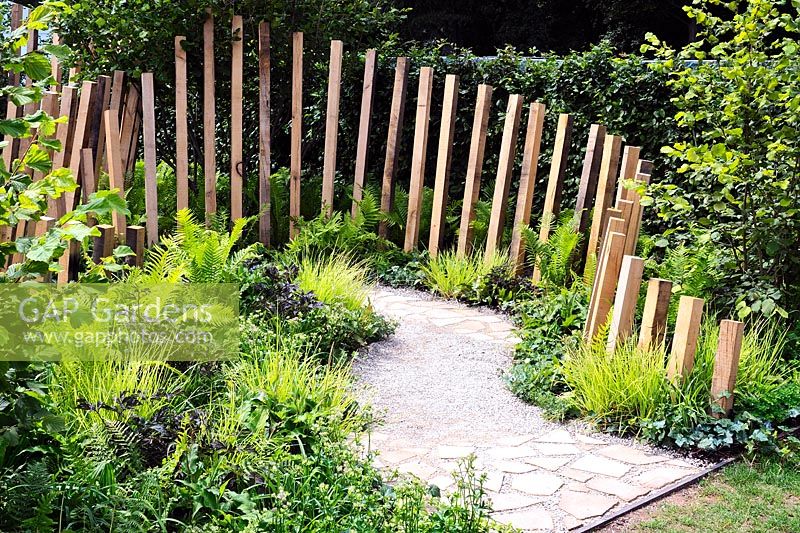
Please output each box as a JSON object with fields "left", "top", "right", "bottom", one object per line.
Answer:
{"left": 353, "top": 286, "right": 705, "bottom": 532}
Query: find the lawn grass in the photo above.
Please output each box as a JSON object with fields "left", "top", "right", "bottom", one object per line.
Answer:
{"left": 634, "top": 459, "right": 800, "bottom": 533}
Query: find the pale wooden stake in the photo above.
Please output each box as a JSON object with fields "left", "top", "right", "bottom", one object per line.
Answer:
{"left": 351, "top": 49, "right": 377, "bottom": 219}
{"left": 711, "top": 320, "right": 745, "bottom": 417}
{"left": 575, "top": 124, "right": 607, "bottom": 235}
{"left": 624, "top": 161, "right": 653, "bottom": 256}
{"left": 175, "top": 37, "right": 189, "bottom": 212}
{"left": 403, "top": 67, "right": 434, "bottom": 252}
{"left": 616, "top": 198, "right": 634, "bottom": 244}
{"left": 509, "top": 102, "right": 546, "bottom": 274}
{"left": 585, "top": 231, "right": 626, "bottom": 340}
{"left": 230, "top": 15, "right": 244, "bottom": 222}
{"left": 92, "top": 224, "right": 116, "bottom": 263}
{"left": 258, "top": 22, "right": 272, "bottom": 246}
{"left": 109, "top": 71, "right": 126, "bottom": 120}
{"left": 456, "top": 83, "right": 493, "bottom": 257}
{"left": 141, "top": 73, "right": 159, "bottom": 245}
{"left": 2, "top": 100, "right": 20, "bottom": 172}
{"left": 50, "top": 33, "right": 62, "bottom": 90}
{"left": 585, "top": 134, "right": 623, "bottom": 264}
{"left": 126, "top": 225, "right": 146, "bottom": 267}
{"left": 428, "top": 74, "right": 460, "bottom": 257}
{"left": 485, "top": 94, "right": 524, "bottom": 260}
{"left": 639, "top": 278, "right": 673, "bottom": 348}
{"left": 321, "top": 40, "right": 343, "bottom": 216}
{"left": 119, "top": 83, "right": 140, "bottom": 174}
{"left": 104, "top": 109, "right": 127, "bottom": 242}
{"left": 92, "top": 75, "right": 112, "bottom": 180}
{"left": 378, "top": 57, "right": 409, "bottom": 239}
{"left": 51, "top": 85, "right": 77, "bottom": 217}
{"left": 290, "top": 32, "right": 303, "bottom": 239}
{"left": 667, "top": 296, "right": 705, "bottom": 383}
{"left": 616, "top": 145, "right": 642, "bottom": 202}
{"left": 606, "top": 255, "right": 645, "bottom": 351}
{"left": 66, "top": 80, "right": 97, "bottom": 211}
{"left": 80, "top": 148, "right": 96, "bottom": 203}
{"left": 203, "top": 9, "right": 217, "bottom": 225}
{"left": 532, "top": 113, "right": 574, "bottom": 282}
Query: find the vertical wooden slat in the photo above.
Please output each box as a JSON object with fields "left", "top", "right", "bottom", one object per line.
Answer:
{"left": 351, "top": 49, "right": 377, "bottom": 219}
{"left": 109, "top": 71, "right": 126, "bottom": 120}
{"left": 616, "top": 145, "right": 642, "bottom": 203}
{"left": 51, "top": 85, "right": 76, "bottom": 216}
{"left": 575, "top": 124, "right": 607, "bottom": 235}
{"left": 485, "top": 94, "right": 524, "bottom": 260}
{"left": 606, "top": 255, "right": 645, "bottom": 351}
{"left": 624, "top": 162, "right": 653, "bottom": 256}
{"left": 321, "top": 40, "right": 344, "bottom": 216}
{"left": 203, "top": 9, "right": 217, "bottom": 225}
{"left": 91, "top": 75, "right": 112, "bottom": 180}
{"left": 175, "top": 37, "right": 189, "bottom": 212}
{"left": 509, "top": 102, "right": 546, "bottom": 274}
{"left": 711, "top": 320, "right": 745, "bottom": 417}
{"left": 80, "top": 148, "right": 96, "bottom": 202}
{"left": 456, "top": 83, "right": 493, "bottom": 257}
{"left": 378, "top": 56, "right": 409, "bottom": 239}
{"left": 1, "top": 101, "right": 20, "bottom": 172}
{"left": 616, "top": 198, "right": 635, "bottom": 246}
{"left": 290, "top": 32, "right": 303, "bottom": 239}
{"left": 9, "top": 4, "right": 22, "bottom": 86}
{"left": 141, "top": 73, "right": 159, "bottom": 245}
{"left": 258, "top": 23, "right": 271, "bottom": 245}
{"left": 104, "top": 109, "right": 127, "bottom": 242}
{"left": 428, "top": 74, "right": 459, "bottom": 257}
{"left": 586, "top": 134, "right": 623, "bottom": 263}
{"left": 92, "top": 224, "right": 115, "bottom": 263}
{"left": 119, "top": 83, "right": 140, "bottom": 173}
{"left": 66, "top": 80, "right": 97, "bottom": 211}
{"left": 639, "top": 278, "right": 673, "bottom": 348}
{"left": 585, "top": 231, "right": 626, "bottom": 340}
{"left": 126, "top": 225, "right": 146, "bottom": 267}
{"left": 667, "top": 296, "right": 705, "bottom": 383}
{"left": 230, "top": 15, "right": 244, "bottom": 222}
{"left": 403, "top": 66, "right": 434, "bottom": 252}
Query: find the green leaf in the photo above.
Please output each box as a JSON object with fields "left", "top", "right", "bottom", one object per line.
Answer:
{"left": 23, "top": 145, "right": 52, "bottom": 173}
{"left": 22, "top": 53, "right": 52, "bottom": 81}
{"left": 61, "top": 221, "right": 99, "bottom": 242}
{"left": 0, "top": 119, "right": 28, "bottom": 138}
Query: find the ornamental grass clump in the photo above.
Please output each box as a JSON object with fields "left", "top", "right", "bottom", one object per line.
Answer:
{"left": 295, "top": 253, "right": 373, "bottom": 312}
{"left": 421, "top": 250, "right": 509, "bottom": 299}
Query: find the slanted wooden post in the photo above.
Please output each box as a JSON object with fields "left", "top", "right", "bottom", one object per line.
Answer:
{"left": 404, "top": 66, "right": 434, "bottom": 252}
{"left": 66, "top": 80, "right": 97, "bottom": 212}
{"left": 141, "top": 73, "right": 159, "bottom": 245}
{"left": 119, "top": 83, "right": 141, "bottom": 174}
{"left": 230, "top": 15, "right": 244, "bottom": 221}
{"left": 585, "top": 134, "right": 622, "bottom": 266}
{"left": 322, "top": 40, "right": 344, "bottom": 216}
{"left": 667, "top": 296, "right": 705, "bottom": 383}
{"left": 711, "top": 320, "right": 745, "bottom": 418}
{"left": 92, "top": 224, "right": 116, "bottom": 263}
{"left": 104, "top": 110, "right": 127, "bottom": 242}
{"left": 351, "top": 49, "right": 377, "bottom": 218}
{"left": 639, "top": 278, "right": 673, "bottom": 348}
{"left": 532, "top": 113, "right": 573, "bottom": 282}
{"left": 624, "top": 161, "right": 653, "bottom": 256}
{"left": 456, "top": 83, "right": 493, "bottom": 257}
{"left": 616, "top": 145, "right": 641, "bottom": 202}
{"left": 203, "top": 9, "right": 217, "bottom": 225}
{"left": 575, "top": 124, "right": 607, "bottom": 235}
{"left": 378, "top": 56, "right": 409, "bottom": 238}
{"left": 109, "top": 71, "right": 126, "bottom": 121}
{"left": 175, "top": 37, "right": 189, "bottom": 212}
{"left": 585, "top": 231, "right": 626, "bottom": 340}
{"left": 126, "top": 225, "right": 146, "bottom": 267}
{"left": 485, "top": 94, "right": 524, "bottom": 260}
{"left": 428, "top": 74, "right": 459, "bottom": 257}
{"left": 606, "top": 255, "right": 645, "bottom": 351}
{"left": 91, "top": 75, "right": 112, "bottom": 180}
{"left": 258, "top": 22, "right": 272, "bottom": 246}
{"left": 290, "top": 32, "right": 303, "bottom": 238}
{"left": 51, "top": 85, "right": 77, "bottom": 216}
{"left": 80, "top": 148, "right": 96, "bottom": 203}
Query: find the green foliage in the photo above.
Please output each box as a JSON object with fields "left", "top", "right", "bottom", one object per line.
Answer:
{"left": 421, "top": 250, "right": 509, "bottom": 299}
{"left": 295, "top": 254, "right": 373, "bottom": 312}
{"left": 523, "top": 211, "right": 582, "bottom": 288}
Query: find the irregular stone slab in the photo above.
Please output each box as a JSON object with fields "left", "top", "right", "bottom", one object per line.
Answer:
{"left": 563, "top": 515, "right": 584, "bottom": 530}
{"left": 535, "top": 429, "right": 576, "bottom": 444}
{"left": 430, "top": 317, "right": 468, "bottom": 327}
{"left": 666, "top": 458, "right": 699, "bottom": 469}
{"left": 512, "top": 472, "right": 565, "bottom": 496}
{"left": 380, "top": 449, "right": 419, "bottom": 464}
{"left": 566, "top": 482, "right": 591, "bottom": 492}
{"left": 482, "top": 471, "right": 505, "bottom": 493}
{"left": 635, "top": 467, "right": 695, "bottom": 489}
{"left": 559, "top": 490, "right": 618, "bottom": 520}
{"left": 533, "top": 442, "right": 583, "bottom": 456}
{"left": 397, "top": 462, "right": 437, "bottom": 479}
{"left": 492, "top": 460, "right": 537, "bottom": 474}
{"left": 493, "top": 507, "right": 554, "bottom": 530}
{"left": 495, "top": 434, "right": 534, "bottom": 447}
{"left": 575, "top": 434, "right": 607, "bottom": 445}
{"left": 466, "top": 332, "right": 497, "bottom": 343}
{"left": 561, "top": 468, "right": 594, "bottom": 482}
{"left": 597, "top": 444, "right": 670, "bottom": 465}
{"left": 487, "top": 446, "right": 539, "bottom": 460}
{"left": 436, "top": 445, "right": 475, "bottom": 459}
{"left": 587, "top": 476, "right": 651, "bottom": 501}
{"left": 428, "top": 475, "right": 454, "bottom": 491}
{"left": 570, "top": 455, "right": 630, "bottom": 478}
{"left": 525, "top": 456, "right": 572, "bottom": 471}
{"left": 487, "top": 491, "right": 541, "bottom": 512}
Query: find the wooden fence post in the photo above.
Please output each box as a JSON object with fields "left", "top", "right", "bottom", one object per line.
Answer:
{"left": 378, "top": 56, "right": 409, "bottom": 239}
{"left": 624, "top": 162, "right": 653, "bottom": 256}
{"left": 126, "top": 225, "right": 146, "bottom": 267}
{"left": 258, "top": 22, "right": 272, "bottom": 246}
{"left": 203, "top": 9, "right": 217, "bottom": 225}
{"left": 110, "top": 70, "right": 126, "bottom": 121}
{"left": 321, "top": 40, "right": 343, "bottom": 216}
{"left": 351, "top": 49, "right": 377, "bottom": 219}
{"left": 92, "top": 224, "right": 116, "bottom": 263}
{"left": 711, "top": 320, "right": 745, "bottom": 418}
{"left": 616, "top": 145, "right": 641, "bottom": 203}
{"left": 485, "top": 94, "right": 524, "bottom": 260}
{"left": 532, "top": 113, "right": 573, "bottom": 282}
{"left": 80, "top": 148, "right": 96, "bottom": 204}
{"left": 428, "top": 74, "right": 459, "bottom": 257}
{"left": 639, "top": 278, "right": 673, "bottom": 348}
{"left": 175, "top": 37, "right": 189, "bottom": 212}
{"left": 91, "top": 75, "right": 112, "bottom": 180}
{"left": 585, "top": 134, "right": 622, "bottom": 266}
{"left": 119, "top": 82, "right": 140, "bottom": 174}
{"left": 231, "top": 15, "right": 244, "bottom": 222}
{"left": 290, "top": 31, "right": 303, "bottom": 238}
{"left": 141, "top": 73, "right": 159, "bottom": 245}
{"left": 66, "top": 80, "right": 97, "bottom": 212}
{"left": 51, "top": 85, "right": 76, "bottom": 216}
{"left": 403, "top": 66, "right": 434, "bottom": 252}
{"left": 509, "top": 102, "right": 546, "bottom": 274}
{"left": 606, "top": 255, "right": 645, "bottom": 351}
{"left": 667, "top": 296, "right": 705, "bottom": 383}
{"left": 104, "top": 109, "right": 127, "bottom": 242}
{"left": 585, "top": 231, "right": 626, "bottom": 340}
{"left": 456, "top": 83, "right": 493, "bottom": 257}
{"left": 575, "top": 124, "right": 607, "bottom": 235}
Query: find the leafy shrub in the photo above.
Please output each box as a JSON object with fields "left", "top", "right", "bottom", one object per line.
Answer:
{"left": 239, "top": 262, "right": 323, "bottom": 318}
{"left": 470, "top": 265, "right": 537, "bottom": 310}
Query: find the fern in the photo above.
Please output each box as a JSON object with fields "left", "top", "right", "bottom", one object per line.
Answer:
{"left": 524, "top": 211, "right": 582, "bottom": 288}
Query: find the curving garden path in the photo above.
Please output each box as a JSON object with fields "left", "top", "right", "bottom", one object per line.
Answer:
{"left": 353, "top": 286, "right": 706, "bottom": 532}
